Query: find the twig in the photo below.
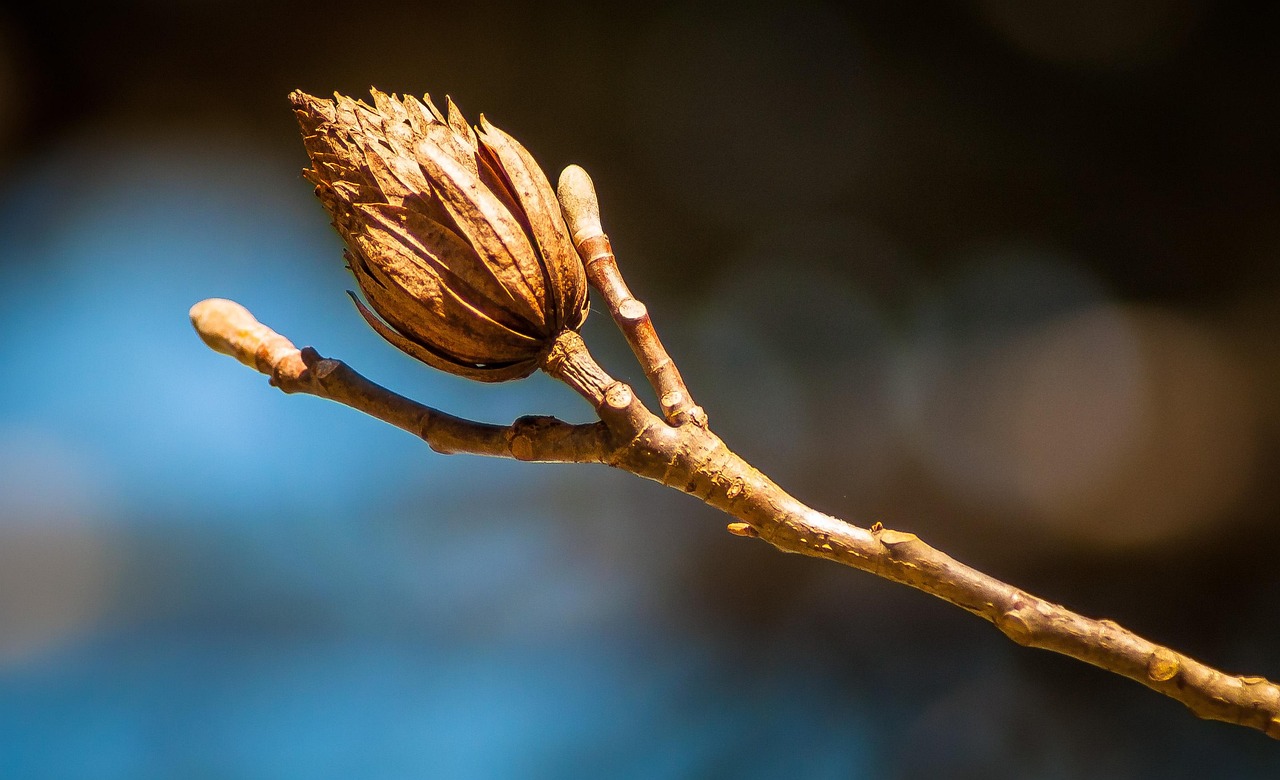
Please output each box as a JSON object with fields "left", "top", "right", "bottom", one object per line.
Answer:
{"left": 190, "top": 299, "right": 606, "bottom": 461}
{"left": 557, "top": 166, "right": 706, "bottom": 427}
{"left": 191, "top": 296, "right": 1280, "bottom": 740}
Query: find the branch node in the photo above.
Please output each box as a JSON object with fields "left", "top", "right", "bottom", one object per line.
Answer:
{"left": 604, "top": 383, "right": 632, "bottom": 411}
{"left": 725, "top": 476, "right": 745, "bottom": 501}
{"left": 998, "top": 608, "right": 1036, "bottom": 646}
{"left": 726, "top": 522, "right": 759, "bottom": 538}
{"left": 879, "top": 529, "right": 919, "bottom": 548}
{"left": 598, "top": 381, "right": 652, "bottom": 437}
{"left": 1147, "top": 649, "right": 1182, "bottom": 682}
{"left": 510, "top": 434, "right": 535, "bottom": 461}
{"left": 507, "top": 415, "right": 565, "bottom": 461}
{"left": 617, "top": 298, "right": 647, "bottom": 322}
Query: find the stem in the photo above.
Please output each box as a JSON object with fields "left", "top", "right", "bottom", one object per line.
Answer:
{"left": 558, "top": 165, "right": 706, "bottom": 427}
{"left": 615, "top": 421, "right": 1280, "bottom": 738}
{"left": 539, "top": 329, "right": 655, "bottom": 440}
{"left": 190, "top": 299, "right": 606, "bottom": 462}
{"left": 539, "top": 330, "right": 614, "bottom": 408}
{"left": 191, "top": 297, "right": 1280, "bottom": 740}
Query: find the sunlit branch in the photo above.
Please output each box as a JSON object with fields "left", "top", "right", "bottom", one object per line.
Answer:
{"left": 192, "top": 296, "right": 1280, "bottom": 740}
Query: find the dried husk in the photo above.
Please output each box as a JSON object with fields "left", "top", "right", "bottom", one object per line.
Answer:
{"left": 291, "top": 88, "right": 589, "bottom": 381}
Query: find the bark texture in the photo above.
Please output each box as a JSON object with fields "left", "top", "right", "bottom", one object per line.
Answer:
{"left": 192, "top": 297, "right": 1280, "bottom": 740}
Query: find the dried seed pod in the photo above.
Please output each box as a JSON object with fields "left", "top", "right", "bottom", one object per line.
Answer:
{"left": 290, "top": 88, "right": 589, "bottom": 382}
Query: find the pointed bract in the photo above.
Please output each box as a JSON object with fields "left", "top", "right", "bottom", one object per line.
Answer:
{"left": 477, "top": 116, "right": 589, "bottom": 330}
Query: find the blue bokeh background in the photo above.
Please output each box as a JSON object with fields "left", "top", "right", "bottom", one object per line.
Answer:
{"left": 0, "top": 1, "right": 1278, "bottom": 776}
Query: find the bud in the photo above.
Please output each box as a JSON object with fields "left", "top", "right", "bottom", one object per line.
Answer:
{"left": 290, "top": 88, "right": 589, "bottom": 382}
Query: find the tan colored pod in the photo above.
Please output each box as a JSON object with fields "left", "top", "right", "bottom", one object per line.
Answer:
{"left": 291, "top": 88, "right": 589, "bottom": 382}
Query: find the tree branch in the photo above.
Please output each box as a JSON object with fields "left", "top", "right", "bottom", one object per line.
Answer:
{"left": 190, "top": 299, "right": 607, "bottom": 462}
{"left": 191, "top": 296, "right": 1280, "bottom": 740}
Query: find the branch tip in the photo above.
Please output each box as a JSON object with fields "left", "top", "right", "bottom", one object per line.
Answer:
{"left": 557, "top": 164, "right": 603, "bottom": 246}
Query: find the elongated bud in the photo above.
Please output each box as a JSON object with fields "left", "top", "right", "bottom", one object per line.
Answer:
{"left": 557, "top": 165, "right": 604, "bottom": 247}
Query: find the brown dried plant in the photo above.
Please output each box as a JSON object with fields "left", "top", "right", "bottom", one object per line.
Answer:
{"left": 190, "top": 88, "right": 1280, "bottom": 739}
{"left": 292, "top": 90, "right": 588, "bottom": 382}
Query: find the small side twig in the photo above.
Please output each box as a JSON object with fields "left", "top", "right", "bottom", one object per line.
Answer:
{"left": 190, "top": 299, "right": 606, "bottom": 462}
{"left": 558, "top": 166, "right": 707, "bottom": 427}
{"left": 192, "top": 296, "right": 1280, "bottom": 740}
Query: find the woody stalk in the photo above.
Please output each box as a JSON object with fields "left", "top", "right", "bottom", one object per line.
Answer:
{"left": 190, "top": 89, "right": 1280, "bottom": 739}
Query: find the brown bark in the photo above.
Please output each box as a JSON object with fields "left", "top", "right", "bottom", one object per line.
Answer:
{"left": 191, "top": 297, "right": 1280, "bottom": 740}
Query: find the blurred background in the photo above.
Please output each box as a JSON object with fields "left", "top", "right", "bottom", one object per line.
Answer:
{"left": 0, "top": 0, "right": 1277, "bottom": 776}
